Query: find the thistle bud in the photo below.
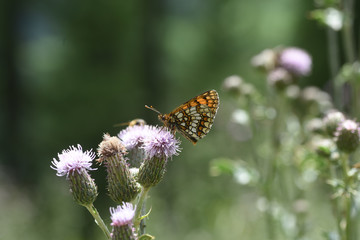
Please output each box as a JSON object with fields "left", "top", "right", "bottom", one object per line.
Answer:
{"left": 323, "top": 111, "right": 346, "bottom": 136}
{"left": 313, "top": 138, "right": 335, "bottom": 158}
{"left": 335, "top": 120, "right": 360, "bottom": 153}
{"left": 51, "top": 145, "right": 98, "bottom": 206}
{"left": 98, "top": 134, "right": 140, "bottom": 203}
{"left": 110, "top": 203, "right": 137, "bottom": 240}
{"left": 138, "top": 127, "right": 181, "bottom": 188}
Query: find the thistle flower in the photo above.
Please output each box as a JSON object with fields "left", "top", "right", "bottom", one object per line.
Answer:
{"left": 51, "top": 145, "right": 98, "bottom": 206}
{"left": 312, "top": 138, "right": 335, "bottom": 158}
{"left": 110, "top": 203, "right": 137, "bottom": 240}
{"left": 118, "top": 125, "right": 154, "bottom": 167}
{"left": 305, "top": 118, "right": 324, "bottom": 134}
{"left": 142, "top": 128, "right": 181, "bottom": 159}
{"left": 222, "top": 75, "right": 255, "bottom": 97}
{"left": 323, "top": 111, "right": 346, "bottom": 137}
{"left": 222, "top": 75, "right": 243, "bottom": 95}
{"left": 279, "top": 47, "right": 312, "bottom": 77}
{"left": 138, "top": 127, "right": 181, "bottom": 188}
{"left": 98, "top": 134, "right": 140, "bottom": 203}
{"left": 251, "top": 48, "right": 277, "bottom": 72}
{"left": 335, "top": 120, "right": 360, "bottom": 153}
{"left": 301, "top": 87, "right": 333, "bottom": 114}
{"left": 267, "top": 68, "right": 293, "bottom": 90}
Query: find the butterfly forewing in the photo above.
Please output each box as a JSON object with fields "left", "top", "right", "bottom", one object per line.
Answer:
{"left": 164, "top": 90, "right": 219, "bottom": 144}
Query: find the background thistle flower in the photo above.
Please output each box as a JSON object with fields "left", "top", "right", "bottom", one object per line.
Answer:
{"left": 138, "top": 127, "right": 181, "bottom": 188}
{"left": 98, "top": 134, "right": 140, "bottom": 203}
{"left": 110, "top": 203, "right": 137, "bottom": 240}
{"left": 251, "top": 48, "right": 277, "bottom": 72}
{"left": 323, "top": 111, "right": 346, "bottom": 137}
{"left": 51, "top": 145, "right": 98, "bottom": 206}
{"left": 222, "top": 75, "right": 243, "bottom": 95}
{"left": 278, "top": 47, "right": 312, "bottom": 77}
{"left": 334, "top": 120, "right": 360, "bottom": 153}
{"left": 267, "top": 68, "right": 294, "bottom": 90}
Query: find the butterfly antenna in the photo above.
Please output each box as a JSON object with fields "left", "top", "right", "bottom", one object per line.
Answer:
{"left": 145, "top": 105, "right": 162, "bottom": 115}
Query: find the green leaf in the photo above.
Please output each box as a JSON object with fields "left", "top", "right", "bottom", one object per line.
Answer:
{"left": 139, "top": 234, "right": 155, "bottom": 240}
{"left": 140, "top": 207, "right": 152, "bottom": 221}
{"left": 209, "top": 158, "right": 237, "bottom": 176}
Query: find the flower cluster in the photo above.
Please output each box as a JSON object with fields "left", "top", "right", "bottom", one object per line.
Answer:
{"left": 119, "top": 125, "right": 180, "bottom": 158}
{"left": 51, "top": 123, "right": 182, "bottom": 239}
{"left": 251, "top": 46, "right": 312, "bottom": 90}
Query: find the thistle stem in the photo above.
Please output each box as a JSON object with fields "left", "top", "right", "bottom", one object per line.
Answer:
{"left": 326, "top": 28, "right": 341, "bottom": 108}
{"left": 342, "top": 0, "right": 356, "bottom": 63}
{"left": 85, "top": 204, "right": 111, "bottom": 239}
{"left": 340, "top": 153, "right": 353, "bottom": 240}
{"left": 134, "top": 187, "right": 150, "bottom": 233}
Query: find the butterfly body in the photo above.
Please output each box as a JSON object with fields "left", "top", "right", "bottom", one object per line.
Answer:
{"left": 148, "top": 90, "right": 219, "bottom": 144}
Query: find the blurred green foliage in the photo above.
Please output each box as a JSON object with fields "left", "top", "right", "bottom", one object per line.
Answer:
{"left": 1, "top": 0, "right": 353, "bottom": 239}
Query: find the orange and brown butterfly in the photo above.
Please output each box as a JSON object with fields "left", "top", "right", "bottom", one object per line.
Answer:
{"left": 145, "top": 90, "right": 219, "bottom": 144}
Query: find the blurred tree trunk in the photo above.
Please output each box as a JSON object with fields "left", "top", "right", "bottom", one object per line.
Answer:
{"left": 1, "top": 0, "right": 22, "bottom": 174}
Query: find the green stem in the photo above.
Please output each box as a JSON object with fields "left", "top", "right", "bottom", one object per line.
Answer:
{"left": 134, "top": 187, "right": 150, "bottom": 232}
{"left": 326, "top": 27, "right": 341, "bottom": 108}
{"left": 342, "top": 0, "right": 356, "bottom": 63}
{"left": 246, "top": 96, "right": 260, "bottom": 169}
{"left": 341, "top": 153, "right": 353, "bottom": 240}
{"left": 342, "top": 0, "right": 359, "bottom": 118}
{"left": 329, "top": 163, "right": 343, "bottom": 239}
{"left": 85, "top": 204, "right": 111, "bottom": 239}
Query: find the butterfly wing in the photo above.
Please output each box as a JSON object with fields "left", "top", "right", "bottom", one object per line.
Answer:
{"left": 168, "top": 90, "right": 219, "bottom": 144}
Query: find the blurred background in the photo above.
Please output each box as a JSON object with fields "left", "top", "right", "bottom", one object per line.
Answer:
{"left": 0, "top": 0, "right": 353, "bottom": 239}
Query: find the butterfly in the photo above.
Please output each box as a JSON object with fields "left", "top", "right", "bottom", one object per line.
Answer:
{"left": 146, "top": 90, "right": 219, "bottom": 144}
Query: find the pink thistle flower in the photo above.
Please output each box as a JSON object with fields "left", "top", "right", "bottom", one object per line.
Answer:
{"left": 51, "top": 144, "right": 96, "bottom": 177}
{"left": 110, "top": 203, "right": 135, "bottom": 227}
{"left": 279, "top": 47, "right": 312, "bottom": 77}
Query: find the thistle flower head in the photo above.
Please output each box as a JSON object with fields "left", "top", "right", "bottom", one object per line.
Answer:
{"left": 306, "top": 118, "right": 324, "bottom": 134}
{"left": 51, "top": 144, "right": 98, "bottom": 205}
{"left": 251, "top": 48, "right": 277, "bottom": 71}
{"left": 222, "top": 75, "right": 243, "bottom": 93}
{"left": 97, "top": 134, "right": 140, "bottom": 203}
{"left": 323, "top": 111, "right": 346, "bottom": 136}
{"left": 279, "top": 47, "right": 312, "bottom": 77}
{"left": 51, "top": 144, "right": 96, "bottom": 177}
{"left": 136, "top": 126, "right": 181, "bottom": 188}
{"left": 267, "top": 68, "right": 293, "bottom": 90}
{"left": 335, "top": 119, "right": 360, "bottom": 153}
{"left": 97, "top": 133, "right": 127, "bottom": 163}
{"left": 142, "top": 127, "right": 181, "bottom": 159}
{"left": 118, "top": 125, "right": 154, "bottom": 150}
{"left": 110, "top": 203, "right": 135, "bottom": 227}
